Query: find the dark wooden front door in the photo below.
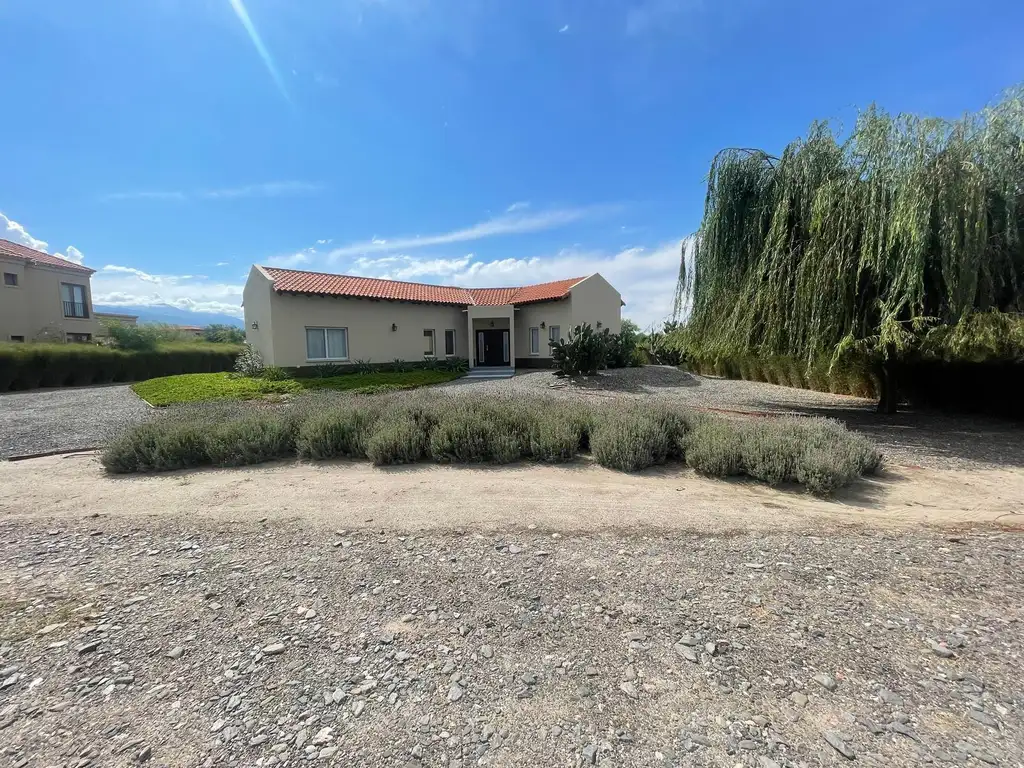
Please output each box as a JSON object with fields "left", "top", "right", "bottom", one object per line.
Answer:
{"left": 476, "top": 329, "right": 508, "bottom": 366}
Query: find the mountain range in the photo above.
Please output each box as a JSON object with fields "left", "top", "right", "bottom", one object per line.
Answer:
{"left": 93, "top": 304, "right": 243, "bottom": 328}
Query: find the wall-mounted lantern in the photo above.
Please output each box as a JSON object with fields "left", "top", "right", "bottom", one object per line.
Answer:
{"left": 250, "top": 321, "right": 259, "bottom": 330}
{"left": 489, "top": 320, "right": 495, "bottom": 328}
{"left": 540, "top": 321, "right": 546, "bottom": 329}
{"left": 391, "top": 323, "right": 398, "bottom": 332}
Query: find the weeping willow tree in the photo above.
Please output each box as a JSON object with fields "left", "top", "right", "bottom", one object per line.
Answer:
{"left": 677, "top": 88, "right": 1024, "bottom": 412}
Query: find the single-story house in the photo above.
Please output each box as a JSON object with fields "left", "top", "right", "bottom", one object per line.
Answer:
{"left": 242, "top": 265, "right": 623, "bottom": 372}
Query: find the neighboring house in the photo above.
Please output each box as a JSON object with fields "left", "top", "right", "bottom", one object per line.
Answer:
{"left": 94, "top": 312, "right": 139, "bottom": 338}
{"left": 243, "top": 266, "right": 623, "bottom": 371}
{"left": 174, "top": 325, "right": 204, "bottom": 338}
{"left": 0, "top": 238, "right": 99, "bottom": 343}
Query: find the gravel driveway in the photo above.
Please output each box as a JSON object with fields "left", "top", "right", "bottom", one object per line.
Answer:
{"left": 0, "top": 385, "right": 152, "bottom": 459}
{"left": 0, "top": 516, "right": 1019, "bottom": 767}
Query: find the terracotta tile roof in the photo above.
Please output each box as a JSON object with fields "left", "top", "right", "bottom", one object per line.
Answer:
{"left": 0, "top": 238, "right": 95, "bottom": 274}
{"left": 262, "top": 267, "right": 585, "bottom": 307}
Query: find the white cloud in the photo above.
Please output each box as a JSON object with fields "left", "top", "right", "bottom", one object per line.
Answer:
{"left": 92, "top": 265, "right": 244, "bottom": 318}
{"left": 200, "top": 181, "right": 322, "bottom": 200}
{"left": 558, "top": 24, "right": 569, "bottom": 33}
{"left": 216, "top": 261, "right": 230, "bottom": 267}
{"left": 228, "top": 0, "right": 290, "bottom": 102}
{"left": 505, "top": 201, "right": 530, "bottom": 212}
{"left": 265, "top": 247, "right": 318, "bottom": 268}
{"left": 327, "top": 205, "right": 614, "bottom": 260}
{"left": 101, "top": 182, "right": 320, "bottom": 203}
{"left": 1, "top": 212, "right": 49, "bottom": 251}
{"left": 341, "top": 240, "right": 685, "bottom": 329}
{"left": 100, "top": 191, "right": 188, "bottom": 203}
{"left": 1, "top": 211, "right": 86, "bottom": 266}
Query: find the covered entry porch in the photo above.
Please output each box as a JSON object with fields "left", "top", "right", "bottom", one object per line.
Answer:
{"left": 466, "top": 305, "right": 515, "bottom": 378}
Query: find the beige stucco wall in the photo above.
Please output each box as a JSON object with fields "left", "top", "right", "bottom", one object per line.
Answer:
{"left": 242, "top": 266, "right": 277, "bottom": 363}
{"left": 569, "top": 273, "right": 622, "bottom": 335}
{"left": 513, "top": 299, "right": 571, "bottom": 360}
{"left": 0, "top": 256, "right": 99, "bottom": 341}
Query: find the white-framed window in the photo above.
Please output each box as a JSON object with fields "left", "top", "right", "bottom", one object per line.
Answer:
{"left": 529, "top": 327, "right": 540, "bottom": 355}
{"left": 306, "top": 327, "right": 349, "bottom": 361}
{"left": 3, "top": 272, "right": 17, "bottom": 287}
{"left": 548, "top": 325, "right": 561, "bottom": 345}
{"left": 423, "top": 329, "right": 436, "bottom": 357}
{"left": 444, "top": 329, "right": 456, "bottom": 356}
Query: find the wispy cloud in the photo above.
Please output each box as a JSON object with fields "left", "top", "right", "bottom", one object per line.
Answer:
{"left": 215, "top": 261, "right": 231, "bottom": 267}
{"left": 200, "top": 181, "right": 322, "bottom": 199}
{"left": 100, "top": 191, "right": 188, "bottom": 203}
{"left": 1, "top": 211, "right": 85, "bottom": 265}
{"left": 558, "top": 24, "right": 569, "bottom": 33}
{"left": 101, "top": 182, "right": 321, "bottom": 203}
{"left": 227, "top": 0, "right": 290, "bottom": 102}
{"left": 505, "top": 201, "right": 531, "bottom": 212}
{"left": 326, "top": 205, "right": 616, "bottom": 260}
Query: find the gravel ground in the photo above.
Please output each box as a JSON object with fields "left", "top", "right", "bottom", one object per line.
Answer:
{"left": 0, "top": 516, "right": 1020, "bottom": 768}
{"left": 0, "top": 385, "right": 152, "bottom": 460}
{"left": 442, "top": 369, "right": 1024, "bottom": 471}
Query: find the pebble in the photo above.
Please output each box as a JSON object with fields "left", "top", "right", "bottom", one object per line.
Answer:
{"left": 480, "top": 645, "right": 494, "bottom": 659}
{"left": 582, "top": 744, "right": 599, "bottom": 764}
{"left": 166, "top": 647, "right": 184, "bottom": 660}
{"left": 262, "top": 643, "right": 286, "bottom": 655}
{"left": 878, "top": 688, "right": 903, "bottom": 707}
{"left": 968, "top": 709, "right": 999, "bottom": 729}
{"left": 929, "top": 641, "right": 955, "bottom": 658}
{"left": 77, "top": 641, "right": 100, "bottom": 655}
{"left": 448, "top": 684, "right": 464, "bottom": 703}
{"left": 619, "top": 681, "right": 639, "bottom": 699}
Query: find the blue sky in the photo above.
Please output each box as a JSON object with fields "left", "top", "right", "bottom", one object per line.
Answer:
{"left": 1, "top": 0, "right": 1021, "bottom": 328}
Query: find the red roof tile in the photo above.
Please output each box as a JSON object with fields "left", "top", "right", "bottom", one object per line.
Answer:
{"left": 0, "top": 238, "right": 94, "bottom": 274}
{"left": 262, "top": 267, "right": 584, "bottom": 307}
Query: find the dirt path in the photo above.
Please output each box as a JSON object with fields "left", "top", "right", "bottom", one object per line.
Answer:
{"left": 1, "top": 453, "right": 1022, "bottom": 533}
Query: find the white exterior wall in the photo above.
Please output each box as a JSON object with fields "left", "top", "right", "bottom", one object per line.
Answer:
{"left": 569, "top": 274, "right": 622, "bottom": 335}
{"left": 0, "top": 256, "right": 99, "bottom": 341}
{"left": 242, "top": 266, "right": 276, "bottom": 363}
{"left": 512, "top": 299, "right": 571, "bottom": 362}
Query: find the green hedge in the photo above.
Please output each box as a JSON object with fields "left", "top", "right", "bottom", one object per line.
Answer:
{"left": 0, "top": 342, "right": 242, "bottom": 391}
{"left": 102, "top": 392, "right": 883, "bottom": 496}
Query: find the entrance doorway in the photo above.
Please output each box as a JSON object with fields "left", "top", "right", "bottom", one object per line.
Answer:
{"left": 475, "top": 329, "right": 509, "bottom": 366}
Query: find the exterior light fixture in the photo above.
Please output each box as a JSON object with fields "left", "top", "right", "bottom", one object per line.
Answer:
{"left": 391, "top": 323, "right": 398, "bottom": 332}
{"left": 250, "top": 321, "right": 259, "bottom": 330}
{"left": 540, "top": 321, "right": 546, "bottom": 329}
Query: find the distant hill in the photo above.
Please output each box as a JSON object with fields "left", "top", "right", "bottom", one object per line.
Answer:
{"left": 93, "top": 304, "right": 243, "bottom": 328}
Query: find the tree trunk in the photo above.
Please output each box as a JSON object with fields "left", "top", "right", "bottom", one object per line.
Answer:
{"left": 876, "top": 354, "right": 898, "bottom": 414}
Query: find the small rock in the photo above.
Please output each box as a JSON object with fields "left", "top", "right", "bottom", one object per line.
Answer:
{"left": 411, "top": 744, "right": 424, "bottom": 759}
{"left": 136, "top": 745, "right": 152, "bottom": 763}
{"left": 813, "top": 673, "right": 838, "bottom": 692}
{"left": 480, "top": 645, "right": 493, "bottom": 659}
{"left": 878, "top": 688, "right": 903, "bottom": 707}
{"left": 448, "top": 684, "right": 464, "bottom": 703}
{"left": 319, "top": 746, "right": 338, "bottom": 759}
{"left": 929, "top": 641, "right": 955, "bottom": 659}
{"left": 789, "top": 692, "right": 809, "bottom": 708}
{"left": 521, "top": 672, "right": 537, "bottom": 686}
{"left": 674, "top": 644, "right": 699, "bottom": 664}
{"left": 582, "top": 744, "right": 599, "bottom": 765}
{"left": 823, "top": 731, "right": 855, "bottom": 760}
{"left": 165, "top": 647, "right": 184, "bottom": 660}
{"left": 968, "top": 709, "right": 999, "bottom": 729}
{"left": 508, "top": 544, "right": 523, "bottom": 554}
{"left": 352, "top": 700, "right": 366, "bottom": 717}
{"left": 619, "top": 681, "right": 639, "bottom": 699}
{"left": 738, "top": 739, "right": 759, "bottom": 750}
{"left": 77, "top": 641, "right": 100, "bottom": 655}
{"left": 262, "top": 643, "right": 286, "bottom": 656}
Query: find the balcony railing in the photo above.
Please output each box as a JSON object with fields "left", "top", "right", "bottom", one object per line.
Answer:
{"left": 63, "top": 301, "right": 88, "bottom": 319}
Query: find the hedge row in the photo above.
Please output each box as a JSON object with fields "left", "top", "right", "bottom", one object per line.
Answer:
{"left": 102, "top": 392, "right": 883, "bottom": 495}
{"left": 0, "top": 342, "right": 243, "bottom": 391}
{"left": 685, "top": 353, "right": 880, "bottom": 399}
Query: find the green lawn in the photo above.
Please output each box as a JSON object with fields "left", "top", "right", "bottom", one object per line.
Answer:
{"left": 132, "top": 370, "right": 463, "bottom": 406}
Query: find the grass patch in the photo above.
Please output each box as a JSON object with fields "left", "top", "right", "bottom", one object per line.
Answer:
{"left": 131, "top": 370, "right": 462, "bottom": 406}
{"left": 102, "top": 392, "right": 883, "bottom": 495}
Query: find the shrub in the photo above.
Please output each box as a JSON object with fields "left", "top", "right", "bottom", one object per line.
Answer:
{"left": 261, "top": 365, "right": 290, "bottom": 381}
{"left": 605, "top": 320, "right": 641, "bottom": 369}
{"left": 101, "top": 421, "right": 209, "bottom": 473}
{"left": 0, "top": 342, "right": 240, "bottom": 391}
{"left": 106, "top": 323, "right": 190, "bottom": 351}
{"left": 233, "top": 345, "right": 265, "bottom": 378}
{"left": 204, "top": 415, "right": 295, "bottom": 467}
{"left": 685, "top": 418, "right": 743, "bottom": 477}
{"left": 295, "top": 402, "right": 381, "bottom": 459}
{"left": 739, "top": 419, "right": 803, "bottom": 485}
{"left": 529, "top": 405, "right": 590, "bottom": 462}
{"left": 366, "top": 416, "right": 427, "bottom": 465}
{"left": 202, "top": 324, "right": 246, "bottom": 344}
{"left": 428, "top": 408, "right": 496, "bottom": 463}
{"left": 549, "top": 323, "right": 609, "bottom": 377}
{"left": 590, "top": 412, "right": 671, "bottom": 471}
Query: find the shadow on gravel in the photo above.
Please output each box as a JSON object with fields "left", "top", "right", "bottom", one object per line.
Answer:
{"left": 545, "top": 367, "right": 702, "bottom": 395}
{"left": 746, "top": 401, "right": 1024, "bottom": 470}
